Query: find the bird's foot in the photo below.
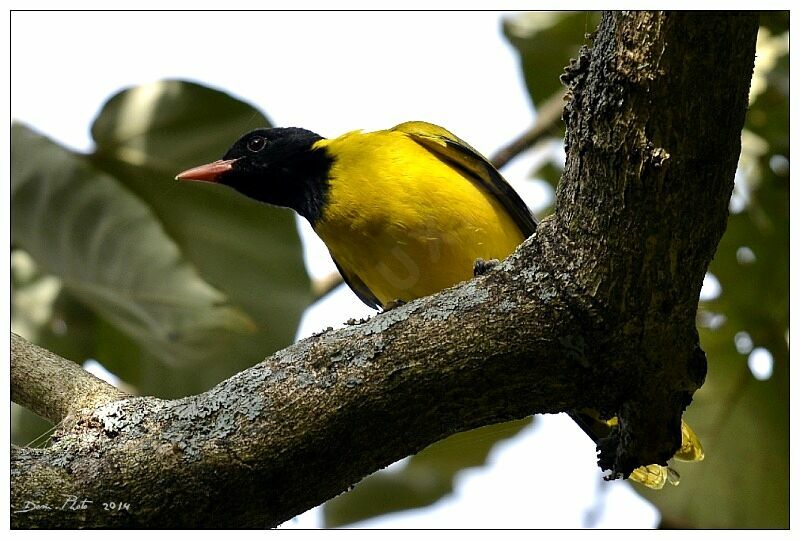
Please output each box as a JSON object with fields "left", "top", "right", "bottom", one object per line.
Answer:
{"left": 473, "top": 258, "right": 500, "bottom": 276}
{"left": 344, "top": 317, "right": 371, "bottom": 326}
{"left": 382, "top": 299, "right": 406, "bottom": 311}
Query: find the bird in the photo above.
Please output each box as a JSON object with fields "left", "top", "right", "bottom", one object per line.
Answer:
{"left": 176, "top": 120, "right": 702, "bottom": 488}
{"left": 177, "top": 121, "right": 533, "bottom": 309}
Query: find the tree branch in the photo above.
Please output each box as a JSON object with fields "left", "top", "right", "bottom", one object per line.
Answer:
{"left": 310, "top": 271, "right": 344, "bottom": 302}
{"left": 10, "top": 12, "right": 759, "bottom": 528}
{"left": 11, "top": 245, "right": 593, "bottom": 527}
{"left": 11, "top": 332, "right": 128, "bottom": 424}
{"left": 490, "top": 89, "right": 567, "bottom": 169}
{"left": 552, "top": 11, "right": 758, "bottom": 474}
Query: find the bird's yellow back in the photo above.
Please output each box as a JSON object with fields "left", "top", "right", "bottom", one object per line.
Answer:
{"left": 313, "top": 128, "right": 525, "bottom": 307}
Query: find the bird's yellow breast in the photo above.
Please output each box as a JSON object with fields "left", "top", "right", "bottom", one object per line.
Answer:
{"left": 313, "top": 129, "right": 525, "bottom": 306}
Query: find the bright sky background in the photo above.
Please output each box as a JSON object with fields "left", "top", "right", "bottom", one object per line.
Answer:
{"left": 10, "top": 10, "right": 660, "bottom": 529}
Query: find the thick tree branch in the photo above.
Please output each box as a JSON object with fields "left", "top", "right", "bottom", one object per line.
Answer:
{"left": 554, "top": 12, "right": 757, "bottom": 472}
{"left": 10, "top": 253, "right": 590, "bottom": 527}
{"left": 10, "top": 12, "right": 758, "bottom": 529}
{"left": 11, "top": 332, "right": 128, "bottom": 423}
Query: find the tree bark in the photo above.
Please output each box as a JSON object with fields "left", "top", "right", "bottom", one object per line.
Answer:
{"left": 10, "top": 12, "right": 758, "bottom": 528}
{"left": 11, "top": 333, "right": 128, "bottom": 423}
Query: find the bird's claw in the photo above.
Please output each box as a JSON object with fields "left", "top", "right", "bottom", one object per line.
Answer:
{"left": 473, "top": 258, "right": 500, "bottom": 276}
{"left": 382, "top": 299, "right": 406, "bottom": 311}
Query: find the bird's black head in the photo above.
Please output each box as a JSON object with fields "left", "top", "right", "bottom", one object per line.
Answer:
{"left": 176, "top": 127, "right": 332, "bottom": 223}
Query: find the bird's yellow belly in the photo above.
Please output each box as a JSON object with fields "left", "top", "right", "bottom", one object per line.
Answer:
{"left": 313, "top": 131, "right": 525, "bottom": 306}
{"left": 318, "top": 218, "right": 521, "bottom": 305}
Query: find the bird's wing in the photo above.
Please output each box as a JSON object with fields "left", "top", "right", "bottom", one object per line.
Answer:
{"left": 331, "top": 257, "right": 382, "bottom": 310}
{"left": 391, "top": 121, "right": 538, "bottom": 237}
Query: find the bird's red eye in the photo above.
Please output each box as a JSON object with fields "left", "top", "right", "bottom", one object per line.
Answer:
{"left": 247, "top": 136, "right": 267, "bottom": 152}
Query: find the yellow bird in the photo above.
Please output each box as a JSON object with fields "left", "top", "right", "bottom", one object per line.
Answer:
{"left": 178, "top": 121, "right": 532, "bottom": 308}
{"left": 176, "top": 120, "right": 702, "bottom": 488}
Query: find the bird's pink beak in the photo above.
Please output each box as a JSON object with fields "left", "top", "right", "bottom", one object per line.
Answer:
{"left": 175, "top": 159, "right": 237, "bottom": 182}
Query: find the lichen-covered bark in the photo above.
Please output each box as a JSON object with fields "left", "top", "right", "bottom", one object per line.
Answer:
{"left": 10, "top": 12, "right": 758, "bottom": 529}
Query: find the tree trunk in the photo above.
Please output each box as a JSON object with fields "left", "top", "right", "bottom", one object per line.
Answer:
{"left": 10, "top": 12, "right": 758, "bottom": 528}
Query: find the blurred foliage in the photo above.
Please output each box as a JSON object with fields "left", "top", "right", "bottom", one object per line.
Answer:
{"left": 12, "top": 124, "right": 255, "bottom": 364}
{"left": 11, "top": 81, "right": 313, "bottom": 448}
{"left": 11, "top": 403, "right": 55, "bottom": 449}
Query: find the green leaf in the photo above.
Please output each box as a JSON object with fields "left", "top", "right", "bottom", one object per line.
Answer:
{"left": 324, "top": 419, "right": 531, "bottom": 527}
{"left": 88, "top": 81, "right": 312, "bottom": 379}
{"left": 756, "top": 11, "right": 789, "bottom": 36}
{"left": 11, "top": 249, "right": 67, "bottom": 352}
{"left": 91, "top": 80, "right": 269, "bottom": 173}
{"left": 503, "top": 12, "right": 600, "bottom": 108}
{"left": 11, "top": 123, "right": 254, "bottom": 366}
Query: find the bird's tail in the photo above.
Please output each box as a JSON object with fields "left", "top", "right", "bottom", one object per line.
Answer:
{"left": 569, "top": 409, "right": 704, "bottom": 490}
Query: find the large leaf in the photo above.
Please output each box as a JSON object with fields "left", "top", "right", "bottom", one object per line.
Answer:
{"left": 89, "top": 81, "right": 312, "bottom": 370}
{"left": 12, "top": 248, "right": 140, "bottom": 378}
{"left": 11, "top": 123, "right": 254, "bottom": 365}
{"left": 323, "top": 418, "right": 531, "bottom": 527}
{"left": 91, "top": 80, "right": 268, "bottom": 173}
